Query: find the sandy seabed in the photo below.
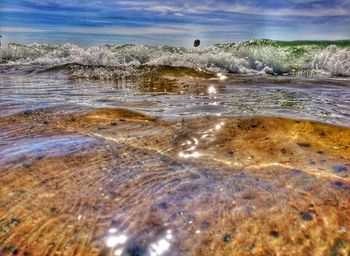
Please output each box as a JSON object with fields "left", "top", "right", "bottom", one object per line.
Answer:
{"left": 0, "top": 106, "right": 349, "bottom": 256}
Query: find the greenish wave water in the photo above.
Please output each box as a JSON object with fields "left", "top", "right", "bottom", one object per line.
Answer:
{"left": 1, "top": 39, "right": 349, "bottom": 78}
{"left": 226, "top": 39, "right": 350, "bottom": 48}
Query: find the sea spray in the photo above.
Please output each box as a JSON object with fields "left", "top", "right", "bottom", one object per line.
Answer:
{"left": 1, "top": 39, "right": 350, "bottom": 78}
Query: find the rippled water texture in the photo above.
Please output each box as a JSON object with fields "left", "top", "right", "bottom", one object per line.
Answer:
{"left": 0, "top": 69, "right": 349, "bottom": 255}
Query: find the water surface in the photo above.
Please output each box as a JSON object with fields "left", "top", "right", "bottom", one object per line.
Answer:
{"left": 0, "top": 59, "right": 349, "bottom": 255}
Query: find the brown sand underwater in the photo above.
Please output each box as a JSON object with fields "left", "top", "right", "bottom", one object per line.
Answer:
{"left": 0, "top": 70, "right": 349, "bottom": 256}
{"left": 0, "top": 107, "right": 349, "bottom": 256}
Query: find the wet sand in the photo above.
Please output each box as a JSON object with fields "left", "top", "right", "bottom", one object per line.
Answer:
{"left": 0, "top": 107, "right": 349, "bottom": 255}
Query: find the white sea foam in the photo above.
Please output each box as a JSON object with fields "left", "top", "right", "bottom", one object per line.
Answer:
{"left": 1, "top": 41, "right": 349, "bottom": 78}
{"left": 312, "top": 45, "right": 350, "bottom": 77}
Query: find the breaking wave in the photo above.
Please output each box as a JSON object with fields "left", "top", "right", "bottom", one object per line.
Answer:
{"left": 1, "top": 39, "right": 350, "bottom": 79}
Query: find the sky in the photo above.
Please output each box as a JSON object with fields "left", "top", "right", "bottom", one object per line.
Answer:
{"left": 1, "top": 0, "right": 350, "bottom": 47}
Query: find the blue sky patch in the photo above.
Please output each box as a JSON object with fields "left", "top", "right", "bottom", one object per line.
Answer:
{"left": 0, "top": 0, "right": 349, "bottom": 46}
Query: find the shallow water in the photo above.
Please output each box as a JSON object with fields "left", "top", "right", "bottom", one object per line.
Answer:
{"left": 0, "top": 69, "right": 349, "bottom": 255}
{"left": 1, "top": 71, "right": 350, "bottom": 126}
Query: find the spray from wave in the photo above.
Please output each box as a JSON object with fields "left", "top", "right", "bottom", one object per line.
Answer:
{"left": 1, "top": 39, "right": 350, "bottom": 79}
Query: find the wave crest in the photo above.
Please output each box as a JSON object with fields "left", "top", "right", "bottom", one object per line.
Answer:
{"left": 1, "top": 39, "right": 350, "bottom": 78}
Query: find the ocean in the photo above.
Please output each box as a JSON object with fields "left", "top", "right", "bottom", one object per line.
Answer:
{"left": 0, "top": 39, "right": 349, "bottom": 255}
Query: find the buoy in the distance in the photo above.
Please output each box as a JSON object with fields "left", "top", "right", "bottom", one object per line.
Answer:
{"left": 194, "top": 39, "right": 200, "bottom": 47}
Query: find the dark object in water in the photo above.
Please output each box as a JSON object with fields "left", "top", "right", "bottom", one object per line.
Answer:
{"left": 157, "top": 202, "right": 168, "bottom": 209}
{"left": 332, "top": 164, "right": 348, "bottom": 173}
{"left": 270, "top": 230, "right": 279, "bottom": 238}
{"left": 223, "top": 234, "right": 231, "bottom": 243}
{"left": 332, "top": 181, "right": 350, "bottom": 190}
{"left": 126, "top": 243, "right": 148, "bottom": 256}
{"left": 194, "top": 39, "right": 200, "bottom": 47}
{"left": 296, "top": 142, "right": 310, "bottom": 148}
{"left": 300, "top": 211, "right": 313, "bottom": 221}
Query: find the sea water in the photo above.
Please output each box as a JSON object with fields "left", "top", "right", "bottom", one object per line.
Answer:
{"left": 0, "top": 40, "right": 349, "bottom": 255}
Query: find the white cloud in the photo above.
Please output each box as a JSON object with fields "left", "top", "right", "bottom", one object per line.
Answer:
{"left": 0, "top": 27, "right": 45, "bottom": 33}
{"left": 115, "top": 1, "right": 350, "bottom": 17}
{"left": 62, "top": 26, "right": 189, "bottom": 35}
{"left": 222, "top": 4, "right": 350, "bottom": 16}
{"left": 3, "top": 0, "right": 349, "bottom": 17}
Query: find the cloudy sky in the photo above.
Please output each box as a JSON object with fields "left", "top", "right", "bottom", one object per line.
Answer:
{"left": 1, "top": 0, "right": 350, "bottom": 46}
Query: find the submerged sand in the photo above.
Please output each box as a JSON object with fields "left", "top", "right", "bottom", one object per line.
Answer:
{"left": 0, "top": 107, "right": 349, "bottom": 255}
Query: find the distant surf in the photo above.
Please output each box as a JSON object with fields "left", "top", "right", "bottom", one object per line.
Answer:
{"left": 1, "top": 39, "right": 350, "bottom": 79}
